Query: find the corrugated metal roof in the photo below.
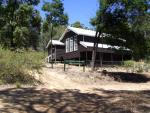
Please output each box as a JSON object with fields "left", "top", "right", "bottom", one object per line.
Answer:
{"left": 46, "top": 40, "right": 64, "bottom": 48}
{"left": 80, "top": 41, "right": 131, "bottom": 51}
{"left": 59, "top": 26, "right": 108, "bottom": 41}
{"left": 68, "top": 26, "right": 96, "bottom": 37}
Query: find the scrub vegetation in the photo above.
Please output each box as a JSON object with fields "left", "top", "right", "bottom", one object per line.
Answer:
{"left": 0, "top": 47, "right": 45, "bottom": 84}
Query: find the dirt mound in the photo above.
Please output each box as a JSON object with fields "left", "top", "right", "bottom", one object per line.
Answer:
{"left": 66, "top": 71, "right": 115, "bottom": 85}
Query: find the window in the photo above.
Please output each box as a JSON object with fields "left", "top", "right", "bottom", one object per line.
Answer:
{"left": 66, "top": 37, "right": 78, "bottom": 53}
{"left": 70, "top": 37, "right": 73, "bottom": 52}
{"left": 74, "top": 38, "right": 78, "bottom": 51}
{"left": 66, "top": 38, "right": 69, "bottom": 53}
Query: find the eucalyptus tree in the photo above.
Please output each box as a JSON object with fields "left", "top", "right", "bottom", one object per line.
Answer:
{"left": 0, "top": 0, "right": 41, "bottom": 49}
{"left": 90, "top": 0, "right": 150, "bottom": 69}
{"left": 71, "top": 21, "right": 85, "bottom": 28}
{"left": 42, "top": 0, "right": 68, "bottom": 59}
{"left": 42, "top": 0, "right": 68, "bottom": 26}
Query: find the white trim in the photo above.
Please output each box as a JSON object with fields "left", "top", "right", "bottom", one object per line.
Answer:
{"left": 46, "top": 40, "right": 64, "bottom": 48}
{"left": 79, "top": 41, "right": 131, "bottom": 51}
{"left": 80, "top": 41, "right": 88, "bottom": 48}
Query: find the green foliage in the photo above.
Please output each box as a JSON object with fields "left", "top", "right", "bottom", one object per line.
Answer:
{"left": 0, "top": 47, "right": 45, "bottom": 84}
{"left": 15, "top": 82, "right": 21, "bottom": 88}
{"left": 53, "top": 25, "right": 66, "bottom": 39}
{"left": 13, "top": 27, "right": 30, "bottom": 48}
{"left": 42, "top": 0, "right": 68, "bottom": 26}
{"left": 91, "top": 0, "right": 150, "bottom": 60}
{"left": 136, "top": 66, "right": 144, "bottom": 73}
{"left": 122, "top": 60, "right": 150, "bottom": 73}
{"left": 122, "top": 60, "right": 135, "bottom": 68}
{"left": 1, "top": 0, "right": 40, "bottom": 6}
{"left": 15, "top": 4, "right": 33, "bottom": 26}
{"left": 40, "top": 20, "right": 66, "bottom": 50}
{"left": 0, "top": 1, "right": 41, "bottom": 50}
{"left": 41, "top": 0, "right": 68, "bottom": 50}
{"left": 71, "top": 21, "right": 85, "bottom": 28}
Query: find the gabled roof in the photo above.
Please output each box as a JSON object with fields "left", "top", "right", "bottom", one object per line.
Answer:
{"left": 59, "top": 26, "right": 108, "bottom": 41}
{"left": 46, "top": 40, "right": 64, "bottom": 48}
{"left": 80, "top": 41, "right": 131, "bottom": 51}
{"left": 67, "top": 26, "right": 96, "bottom": 37}
{"left": 59, "top": 26, "right": 127, "bottom": 42}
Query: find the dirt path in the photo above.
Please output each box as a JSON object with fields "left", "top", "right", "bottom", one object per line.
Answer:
{"left": 37, "top": 64, "right": 150, "bottom": 92}
{"left": 38, "top": 67, "right": 96, "bottom": 91}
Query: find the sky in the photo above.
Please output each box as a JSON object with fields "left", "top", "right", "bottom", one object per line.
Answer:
{"left": 35, "top": 0, "right": 99, "bottom": 28}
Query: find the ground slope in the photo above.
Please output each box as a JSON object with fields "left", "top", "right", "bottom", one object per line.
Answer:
{"left": 0, "top": 64, "right": 150, "bottom": 113}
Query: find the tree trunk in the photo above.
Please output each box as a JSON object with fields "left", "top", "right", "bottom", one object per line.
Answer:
{"left": 10, "top": 0, "right": 17, "bottom": 49}
{"left": 91, "top": 30, "right": 101, "bottom": 71}
{"left": 50, "top": 23, "right": 54, "bottom": 68}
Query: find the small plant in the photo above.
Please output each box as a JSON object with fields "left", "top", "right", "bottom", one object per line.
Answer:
{"left": 15, "top": 82, "right": 21, "bottom": 88}
{"left": 122, "top": 60, "right": 135, "bottom": 68}
{"left": 143, "top": 64, "right": 149, "bottom": 72}
{"left": 137, "top": 66, "right": 143, "bottom": 73}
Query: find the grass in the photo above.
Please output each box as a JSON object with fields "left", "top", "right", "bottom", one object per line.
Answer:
{"left": 122, "top": 60, "right": 135, "bottom": 68}
{"left": 122, "top": 60, "right": 150, "bottom": 73}
{"left": 0, "top": 47, "right": 46, "bottom": 84}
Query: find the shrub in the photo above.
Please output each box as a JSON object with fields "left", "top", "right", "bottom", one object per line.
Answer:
{"left": 15, "top": 82, "right": 21, "bottom": 88}
{"left": 0, "top": 47, "right": 45, "bottom": 84}
{"left": 122, "top": 60, "right": 150, "bottom": 73}
{"left": 136, "top": 65, "right": 144, "bottom": 73}
{"left": 122, "top": 60, "right": 135, "bottom": 68}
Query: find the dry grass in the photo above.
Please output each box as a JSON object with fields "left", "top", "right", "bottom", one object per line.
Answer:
{"left": 0, "top": 47, "right": 45, "bottom": 84}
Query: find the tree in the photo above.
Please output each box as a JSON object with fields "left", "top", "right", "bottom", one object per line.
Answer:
{"left": 71, "top": 21, "right": 84, "bottom": 28}
{"left": 42, "top": 0, "right": 68, "bottom": 67}
{"left": 90, "top": 0, "right": 106, "bottom": 70}
{"left": 0, "top": 0, "right": 41, "bottom": 49}
{"left": 0, "top": 1, "right": 4, "bottom": 29}
{"left": 90, "top": 0, "right": 150, "bottom": 69}
{"left": 40, "top": 20, "right": 66, "bottom": 51}
{"left": 13, "top": 4, "right": 33, "bottom": 48}
{"left": 42, "top": 0, "right": 68, "bottom": 53}
{"left": 131, "top": 13, "right": 150, "bottom": 59}
{"left": 42, "top": 0, "right": 68, "bottom": 26}
{"left": 42, "top": 0, "right": 68, "bottom": 43}
{"left": 30, "top": 10, "right": 41, "bottom": 50}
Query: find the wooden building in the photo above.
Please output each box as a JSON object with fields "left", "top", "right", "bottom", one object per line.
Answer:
{"left": 46, "top": 26, "right": 132, "bottom": 65}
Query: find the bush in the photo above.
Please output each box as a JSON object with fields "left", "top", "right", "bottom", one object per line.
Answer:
{"left": 122, "top": 60, "right": 150, "bottom": 73}
{"left": 0, "top": 47, "right": 45, "bottom": 84}
{"left": 122, "top": 60, "right": 135, "bottom": 68}
{"left": 15, "top": 82, "right": 21, "bottom": 88}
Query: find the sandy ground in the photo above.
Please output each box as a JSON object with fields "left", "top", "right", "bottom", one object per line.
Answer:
{"left": 0, "top": 63, "right": 150, "bottom": 113}
{"left": 36, "top": 63, "right": 150, "bottom": 92}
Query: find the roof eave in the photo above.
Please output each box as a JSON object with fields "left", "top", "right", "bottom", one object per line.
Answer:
{"left": 59, "top": 27, "right": 70, "bottom": 41}
{"left": 46, "top": 40, "right": 51, "bottom": 49}
{"left": 46, "top": 40, "right": 65, "bottom": 48}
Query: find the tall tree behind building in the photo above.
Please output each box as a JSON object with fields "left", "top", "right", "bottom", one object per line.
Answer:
{"left": 41, "top": 0, "right": 68, "bottom": 50}
{"left": 42, "top": 0, "right": 68, "bottom": 26}
{"left": 90, "top": 0, "right": 150, "bottom": 69}
{"left": 71, "top": 21, "right": 85, "bottom": 28}
{"left": 0, "top": 0, "right": 41, "bottom": 50}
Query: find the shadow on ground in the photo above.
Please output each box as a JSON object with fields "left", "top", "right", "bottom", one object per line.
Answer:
{"left": 0, "top": 87, "right": 150, "bottom": 113}
{"left": 104, "top": 72, "right": 150, "bottom": 83}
